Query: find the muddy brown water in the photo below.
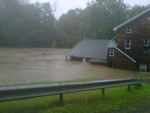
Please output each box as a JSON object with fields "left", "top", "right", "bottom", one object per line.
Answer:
{"left": 0, "top": 48, "right": 149, "bottom": 86}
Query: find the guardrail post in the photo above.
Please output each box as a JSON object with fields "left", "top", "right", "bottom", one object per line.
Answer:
{"left": 102, "top": 88, "right": 105, "bottom": 96}
{"left": 128, "top": 85, "right": 131, "bottom": 92}
{"left": 59, "top": 94, "right": 64, "bottom": 106}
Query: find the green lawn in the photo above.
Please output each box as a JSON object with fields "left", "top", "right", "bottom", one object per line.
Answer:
{"left": 0, "top": 84, "right": 149, "bottom": 113}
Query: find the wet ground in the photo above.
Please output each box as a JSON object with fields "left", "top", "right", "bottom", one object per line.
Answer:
{"left": 0, "top": 48, "right": 149, "bottom": 86}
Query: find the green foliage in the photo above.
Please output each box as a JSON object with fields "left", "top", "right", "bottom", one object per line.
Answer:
{"left": 0, "top": 0, "right": 149, "bottom": 48}
{"left": 0, "top": 84, "right": 149, "bottom": 113}
{"left": 0, "top": 0, "right": 56, "bottom": 47}
{"left": 56, "top": 0, "right": 149, "bottom": 47}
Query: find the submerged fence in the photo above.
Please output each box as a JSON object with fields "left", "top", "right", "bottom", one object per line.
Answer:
{"left": 0, "top": 78, "right": 141, "bottom": 105}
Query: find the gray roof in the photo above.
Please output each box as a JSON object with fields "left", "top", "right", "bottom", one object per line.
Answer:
{"left": 68, "top": 39, "right": 109, "bottom": 59}
{"left": 113, "top": 8, "right": 150, "bottom": 31}
{"left": 115, "top": 48, "right": 136, "bottom": 63}
{"left": 107, "top": 37, "right": 117, "bottom": 48}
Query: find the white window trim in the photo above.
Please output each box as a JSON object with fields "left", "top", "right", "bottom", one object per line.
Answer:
{"left": 144, "top": 39, "right": 149, "bottom": 46}
{"left": 126, "top": 26, "right": 132, "bottom": 34}
{"left": 109, "top": 49, "right": 115, "bottom": 56}
{"left": 125, "top": 40, "right": 131, "bottom": 49}
{"left": 139, "top": 64, "right": 147, "bottom": 72}
{"left": 147, "top": 17, "right": 150, "bottom": 20}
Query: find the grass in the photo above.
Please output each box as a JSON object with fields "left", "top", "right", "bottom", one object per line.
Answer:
{"left": 0, "top": 84, "right": 150, "bottom": 113}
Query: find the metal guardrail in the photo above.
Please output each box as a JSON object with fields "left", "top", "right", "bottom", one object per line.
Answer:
{"left": 0, "top": 78, "right": 141, "bottom": 105}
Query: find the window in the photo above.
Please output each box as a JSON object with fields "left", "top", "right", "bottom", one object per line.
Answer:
{"left": 126, "top": 26, "right": 132, "bottom": 33}
{"left": 109, "top": 49, "right": 115, "bottom": 56}
{"left": 139, "top": 64, "right": 147, "bottom": 72}
{"left": 147, "top": 17, "right": 150, "bottom": 20}
{"left": 144, "top": 39, "right": 149, "bottom": 46}
{"left": 125, "top": 40, "right": 131, "bottom": 49}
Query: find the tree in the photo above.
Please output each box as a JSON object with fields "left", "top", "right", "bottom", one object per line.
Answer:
{"left": 56, "top": 0, "right": 129, "bottom": 47}
{"left": 56, "top": 9, "right": 81, "bottom": 47}
{"left": 0, "top": 0, "right": 149, "bottom": 48}
{"left": 0, "top": 0, "right": 56, "bottom": 47}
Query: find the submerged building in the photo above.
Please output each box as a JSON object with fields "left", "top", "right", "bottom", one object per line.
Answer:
{"left": 67, "top": 39, "right": 109, "bottom": 64}
{"left": 67, "top": 8, "right": 150, "bottom": 72}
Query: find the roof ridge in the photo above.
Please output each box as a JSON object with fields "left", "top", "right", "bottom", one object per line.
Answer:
{"left": 113, "top": 8, "right": 150, "bottom": 31}
{"left": 115, "top": 47, "right": 136, "bottom": 63}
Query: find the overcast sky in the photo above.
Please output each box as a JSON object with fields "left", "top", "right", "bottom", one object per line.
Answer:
{"left": 30, "top": 0, "right": 150, "bottom": 18}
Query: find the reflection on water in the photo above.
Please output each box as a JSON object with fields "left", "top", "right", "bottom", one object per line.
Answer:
{"left": 0, "top": 48, "right": 148, "bottom": 86}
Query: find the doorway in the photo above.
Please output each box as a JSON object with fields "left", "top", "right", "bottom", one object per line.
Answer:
{"left": 139, "top": 64, "right": 147, "bottom": 72}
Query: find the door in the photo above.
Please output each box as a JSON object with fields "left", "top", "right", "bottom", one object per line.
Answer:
{"left": 139, "top": 64, "right": 147, "bottom": 72}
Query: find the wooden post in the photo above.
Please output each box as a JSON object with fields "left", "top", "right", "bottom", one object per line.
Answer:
{"left": 128, "top": 85, "right": 131, "bottom": 92}
{"left": 102, "top": 88, "right": 105, "bottom": 96}
{"left": 59, "top": 94, "right": 64, "bottom": 106}
{"left": 83, "top": 58, "right": 86, "bottom": 62}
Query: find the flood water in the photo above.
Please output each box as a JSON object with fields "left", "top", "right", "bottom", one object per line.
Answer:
{"left": 0, "top": 48, "right": 148, "bottom": 86}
